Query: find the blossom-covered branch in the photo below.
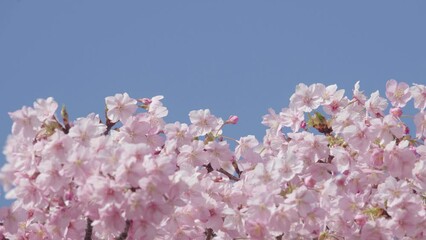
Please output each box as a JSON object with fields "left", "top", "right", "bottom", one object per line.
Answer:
{"left": 1, "top": 80, "right": 426, "bottom": 239}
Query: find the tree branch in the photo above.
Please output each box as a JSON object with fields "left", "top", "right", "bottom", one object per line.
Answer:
{"left": 218, "top": 168, "right": 240, "bottom": 181}
{"left": 116, "top": 220, "right": 131, "bottom": 240}
{"left": 205, "top": 228, "right": 215, "bottom": 240}
{"left": 84, "top": 218, "right": 93, "bottom": 240}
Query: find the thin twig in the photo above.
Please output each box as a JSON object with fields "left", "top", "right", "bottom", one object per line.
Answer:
{"left": 218, "top": 168, "right": 240, "bottom": 181}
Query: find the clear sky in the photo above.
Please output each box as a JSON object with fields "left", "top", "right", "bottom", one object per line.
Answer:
{"left": 0, "top": 1, "right": 425, "bottom": 207}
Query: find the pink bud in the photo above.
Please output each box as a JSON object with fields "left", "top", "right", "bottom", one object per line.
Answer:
{"left": 390, "top": 107, "right": 402, "bottom": 118}
{"left": 226, "top": 115, "right": 239, "bottom": 124}
{"left": 335, "top": 174, "right": 346, "bottom": 187}
{"left": 304, "top": 176, "right": 316, "bottom": 188}
{"left": 342, "top": 169, "right": 350, "bottom": 176}
{"left": 354, "top": 214, "right": 367, "bottom": 227}
{"left": 300, "top": 120, "right": 307, "bottom": 130}
{"left": 138, "top": 98, "right": 152, "bottom": 105}
{"left": 403, "top": 124, "right": 410, "bottom": 134}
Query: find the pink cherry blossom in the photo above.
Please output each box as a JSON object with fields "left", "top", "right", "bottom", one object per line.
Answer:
{"left": 33, "top": 97, "right": 59, "bottom": 122}
{"left": 2, "top": 84, "right": 426, "bottom": 239}
{"left": 414, "top": 111, "right": 426, "bottom": 138}
{"left": 280, "top": 107, "right": 304, "bottom": 132}
{"left": 105, "top": 92, "right": 138, "bottom": 123}
{"left": 386, "top": 79, "right": 412, "bottom": 107}
{"left": 8, "top": 106, "right": 42, "bottom": 139}
{"left": 189, "top": 109, "right": 220, "bottom": 136}
{"left": 290, "top": 83, "right": 322, "bottom": 112}
{"left": 365, "top": 90, "right": 388, "bottom": 117}
{"left": 410, "top": 83, "right": 426, "bottom": 110}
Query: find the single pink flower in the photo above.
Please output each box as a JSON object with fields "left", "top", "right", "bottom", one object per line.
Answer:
{"left": 386, "top": 79, "right": 411, "bottom": 107}
{"left": 105, "top": 92, "right": 138, "bottom": 123}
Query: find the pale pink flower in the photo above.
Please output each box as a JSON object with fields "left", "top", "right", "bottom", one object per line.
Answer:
{"left": 14, "top": 178, "right": 46, "bottom": 208}
{"left": 330, "top": 146, "right": 352, "bottom": 172}
{"left": 323, "top": 93, "right": 348, "bottom": 116}
{"left": 376, "top": 176, "right": 411, "bottom": 205}
{"left": 262, "top": 108, "right": 284, "bottom": 134}
{"left": 35, "top": 158, "right": 66, "bottom": 192}
{"left": 384, "top": 140, "right": 416, "bottom": 179}
{"left": 284, "top": 186, "right": 317, "bottom": 217}
{"left": 316, "top": 83, "right": 333, "bottom": 104}
{"left": 352, "top": 81, "right": 367, "bottom": 106}
{"left": 341, "top": 123, "right": 373, "bottom": 153}
{"left": 118, "top": 115, "right": 151, "bottom": 143}
{"left": 41, "top": 131, "right": 73, "bottom": 161}
{"left": 369, "top": 114, "right": 405, "bottom": 145}
{"left": 360, "top": 219, "right": 392, "bottom": 239}
{"left": 334, "top": 194, "right": 364, "bottom": 221}
{"left": 164, "top": 122, "right": 192, "bottom": 147}
{"left": 280, "top": 107, "right": 304, "bottom": 132}
{"left": 387, "top": 209, "right": 421, "bottom": 238}
{"left": 92, "top": 177, "right": 125, "bottom": 206}
{"left": 271, "top": 151, "right": 304, "bottom": 182}
{"left": 189, "top": 109, "right": 219, "bottom": 136}
{"left": 9, "top": 106, "right": 42, "bottom": 139}
{"left": 68, "top": 114, "right": 106, "bottom": 145}
{"left": 205, "top": 141, "right": 234, "bottom": 170}
{"left": 222, "top": 207, "right": 245, "bottom": 235}
{"left": 60, "top": 147, "right": 94, "bottom": 185}
{"left": 92, "top": 204, "right": 126, "bottom": 237}
{"left": 246, "top": 194, "right": 272, "bottom": 224}
{"left": 0, "top": 206, "right": 26, "bottom": 234}
{"left": 413, "top": 157, "right": 426, "bottom": 190}
{"left": 365, "top": 90, "right": 388, "bottom": 117}
{"left": 127, "top": 219, "right": 157, "bottom": 239}
{"left": 269, "top": 205, "right": 296, "bottom": 233}
{"left": 410, "top": 83, "right": 426, "bottom": 110}
{"left": 303, "top": 207, "right": 326, "bottom": 233}
{"left": 105, "top": 92, "right": 138, "bottom": 123}
{"left": 148, "top": 95, "right": 168, "bottom": 118}
{"left": 414, "top": 111, "right": 426, "bottom": 138}
{"left": 385, "top": 79, "right": 411, "bottom": 107}
{"left": 331, "top": 107, "right": 363, "bottom": 134}
{"left": 245, "top": 220, "right": 270, "bottom": 240}
{"left": 289, "top": 83, "right": 322, "bottom": 112}
{"left": 33, "top": 97, "right": 59, "bottom": 122}
{"left": 235, "top": 135, "right": 259, "bottom": 159}
{"left": 177, "top": 140, "right": 209, "bottom": 167}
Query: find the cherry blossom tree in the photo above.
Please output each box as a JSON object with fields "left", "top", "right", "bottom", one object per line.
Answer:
{"left": 1, "top": 80, "right": 426, "bottom": 239}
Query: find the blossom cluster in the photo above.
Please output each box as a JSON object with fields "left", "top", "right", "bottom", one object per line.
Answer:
{"left": 1, "top": 80, "right": 426, "bottom": 239}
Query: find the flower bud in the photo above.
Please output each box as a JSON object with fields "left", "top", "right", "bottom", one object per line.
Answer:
{"left": 390, "top": 107, "right": 402, "bottom": 118}
{"left": 354, "top": 214, "right": 367, "bottom": 227}
{"left": 138, "top": 98, "right": 152, "bottom": 105}
{"left": 226, "top": 115, "right": 239, "bottom": 125}
{"left": 403, "top": 124, "right": 410, "bottom": 134}
{"left": 304, "top": 176, "right": 316, "bottom": 188}
{"left": 335, "top": 174, "right": 346, "bottom": 187}
{"left": 300, "top": 120, "right": 307, "bottom": 130}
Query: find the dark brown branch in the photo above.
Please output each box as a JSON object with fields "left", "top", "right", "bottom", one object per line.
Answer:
{"left": 205, "top": 228, "right": 215, "bottom": 240}
{"left": 84, "top": 218, "right": 93, "bottom": 240}
{"left": 218, "top": 168, "right": 240, "bottom": 181}
{"left": 116, "top": 220, "right": 131, "bottom": 240}
{"left": 232, "top": 160, "right": 242, "bottom": 177}
{"left": 104, "top": 118, "right": 116, "bottom": 135}
{"left": 205, "top": 163, "right": 214, "bottom": 173}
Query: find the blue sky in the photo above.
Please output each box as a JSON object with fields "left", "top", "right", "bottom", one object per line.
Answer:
{"left": 0, "top": 1, "right": 425, "bottom": 206}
